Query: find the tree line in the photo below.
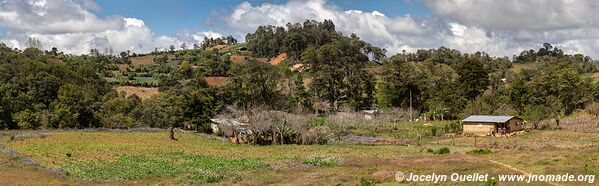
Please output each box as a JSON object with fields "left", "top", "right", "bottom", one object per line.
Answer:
{"left": 1, "top": 20, "right": 598, "bottom": 132}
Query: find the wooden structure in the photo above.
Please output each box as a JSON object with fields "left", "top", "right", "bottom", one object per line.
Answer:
{"left": 462, "top": 115, "right": 524, "bottom": 136}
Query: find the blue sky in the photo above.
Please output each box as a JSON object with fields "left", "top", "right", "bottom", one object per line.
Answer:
{"left": 90, "top": 0, "right": 432, "bottom": 36}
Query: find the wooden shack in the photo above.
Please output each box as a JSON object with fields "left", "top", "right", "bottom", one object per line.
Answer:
{"left": 462, "top": 115, "right": 524, "bottom": 136}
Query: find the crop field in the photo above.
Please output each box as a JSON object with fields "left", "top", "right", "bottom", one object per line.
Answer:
{"left": 1, "top": 127, "right": 597, "bottom": 185}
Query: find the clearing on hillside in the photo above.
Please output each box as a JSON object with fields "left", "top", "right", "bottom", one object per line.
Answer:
{"left": 115, "top": 86, "right": 160, "bottom": 100}
{"left": 230, "top": 55, "right": 247, "bottom": 63}
{"left": 269, "top": 53, "right": 287, "bottom": 65}
{"left": 116, "top": 64, "right": 130, "bottom": 72}
{"left": 130, "top": 55, "right": 155, "bottom": 65}
{"left": 207, "top": 44, "right": 235, "bottom": 53}
{"left": 204, "top": 77, "right": 229, "bottom": 87}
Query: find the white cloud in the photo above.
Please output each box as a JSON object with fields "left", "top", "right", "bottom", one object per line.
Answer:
{"left": 423, "top": 0, "right": 599, "bottom": 58}
{"left": 3, "top": 0, "right": 599, "bottom": 58}
{"left": 227, "top": 0, "right": 599, "bottom": 58}
{"left": 423, "top": 0, "right": 599, "bottom": 31}
{"left": 0, "top": 0, "right": 224, "bottom": 54}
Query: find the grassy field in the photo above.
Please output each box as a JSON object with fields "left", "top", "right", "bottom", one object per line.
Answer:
{"left": 1, "top": 127, "right": 598, "bottom": 185}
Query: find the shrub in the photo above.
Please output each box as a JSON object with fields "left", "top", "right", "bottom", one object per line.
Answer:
{"left": 303, "top": 156, "right": 340, "bottom": 167}
{"left": 436, "top": 147, "right": 450, "bottom": 154}
{"left": 13, "top": 109, "right": 42, "bottom": 129}
{"left": 307, "top": 117, "right": 327, "bottom": 127}
{"left": 300, "top": 127, "right": 330, "bottom": 145}
{"left": 443, "top": 121, "right": 463, "bottom": 133}
{"left": 466, "top": 149, "right": 494, "bottom": 155}
{"left": 427, "top": 147, "right": 451, "bottom": 155}
{"left": 587, "top": 102, "right": 599, "bottom": 118}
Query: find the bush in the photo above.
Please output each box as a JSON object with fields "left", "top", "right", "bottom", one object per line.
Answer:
{"left": 587, "top": 102, "right": 599, "bottom": 118}
{"left": 443, "top": 121, "right": 463, "bottom": 133}
{"left": 307, "top": 117, "right": 327, "bottom": 127}
{"left": 466, "top": 149, "right": 494, "bottom": 155}
{"left": 303, "top": 156, "right": 340, "bottom": 167}
{"left": 13, "top": 109, "right": 42, "bottom": 129}
{"left": 300, "top": 127, "right": 330, "bottom": 145}
{"left": 427, "top": 147, "right": 451, "bottom": 155}
{"left": 436, "top": 147, "right": 450, "bottom": 154}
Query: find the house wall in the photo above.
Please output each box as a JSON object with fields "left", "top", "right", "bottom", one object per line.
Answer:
{"left": 506, "top": 118, "right": 524, "bottom": 132}
{"left": 463, "top": 122, "right": 496, "bottom": 135}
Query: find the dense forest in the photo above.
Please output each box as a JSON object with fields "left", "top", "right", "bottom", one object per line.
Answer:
{"left": 1, "top": 19, "right": 598, "bottom": 134}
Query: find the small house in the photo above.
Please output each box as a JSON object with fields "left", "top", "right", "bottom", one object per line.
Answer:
{"left": 462, "top": 115, "right": 524, "bottom": 136}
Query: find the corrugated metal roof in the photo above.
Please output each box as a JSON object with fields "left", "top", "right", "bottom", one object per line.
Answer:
{"left": 462, "top": 115, "right": 515, "bottom": 123}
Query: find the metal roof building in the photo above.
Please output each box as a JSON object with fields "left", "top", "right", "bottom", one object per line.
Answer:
{"left": 462, "top": 115, "right": 524, "bottom": 135}
{"left": 462, "top": 115, "right": 516, "bottom": 123}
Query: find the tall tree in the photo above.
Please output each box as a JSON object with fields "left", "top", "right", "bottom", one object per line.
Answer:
{"left": 458, "top": 57, "right": 489, "bottom": 100}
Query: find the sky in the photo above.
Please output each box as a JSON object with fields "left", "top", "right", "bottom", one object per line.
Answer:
{"left": 1, "top": 0, "right": 598, "bottom": 58}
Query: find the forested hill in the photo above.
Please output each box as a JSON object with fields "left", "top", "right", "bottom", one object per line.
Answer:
{"left": 0, "top": 19, "right": 598, "bottom": 131}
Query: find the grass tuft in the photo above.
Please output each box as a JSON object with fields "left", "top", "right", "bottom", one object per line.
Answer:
{"left": 303, "top": 156, "right": 340, "bottom": 167}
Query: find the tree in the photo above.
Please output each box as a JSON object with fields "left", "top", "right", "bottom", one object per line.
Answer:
{"left": 181, "top": 89, "right": 215, "bottom": 132}
{"left": 458, "top": 57, "right": 489, "bottom": 100}
{"left": 522, "top": 104, "right": 550, "bottom": 129}
{"left": 181, "top": 43, "right": 187, "bottom": 50}
{"left": 178, "top": 61, "right": 192, "bottom": 79}
{"left": 509, "top": 79, "right": 528, "bottom": 115}
{"left": 303, "top": 36, "right": 380, "bottom": 111}
{"left": 26, "top": 37, "right": 42, "bottom": 49}
{"left": 119, "top": 51, "right": 129, "bottom": 64}
{"left": 50, "top": 84, "right": 100, "bottom": 128}
{"left": 228, "top": 61, "right": 282, "bottom": 109}
{"left": 169, "top": 45, "right": 175, "bottom": 53}
{"left": 284, "top": 32, "right": 307, "bottom": 60}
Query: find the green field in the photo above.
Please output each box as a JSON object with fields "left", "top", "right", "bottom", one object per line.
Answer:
{"left": 1, "top": 128, "right": 598, "bottom": 185}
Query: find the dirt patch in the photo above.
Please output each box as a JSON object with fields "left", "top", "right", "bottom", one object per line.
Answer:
{"left": 130, "top": 55, "right": 155, "bottom": 65}
{"left": 230, "top": 55, "right": 247, "bottom": 63}
{"left": 592, "top": 73, "right": 599, "bottom": 78}
{"left": 270, "top": 53, "right": 287, "bottom": 65}
{"left": 204, "top": 77, "right": 229, "bottom": 87}
{"left": 115, "top": 86, "right": 160, "bottom": 100}
{"left": 117, "top": 64, "right": 129, "bottom": 72}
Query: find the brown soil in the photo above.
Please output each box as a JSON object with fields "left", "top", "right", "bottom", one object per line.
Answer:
{"left": 130, "top": 55, "right": 155, "bottom": 65}
{"left": 230, "top": 55, "right": 247, "bottom": 63}
{"left": 269, "top": 53, "right": 287, "bottom": 65}
{"left": 204, "top": 77, "right": 229, "bottom": 87}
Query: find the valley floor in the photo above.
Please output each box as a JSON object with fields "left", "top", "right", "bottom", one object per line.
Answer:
{"left": 0, "top": 129, "right": 597, "bottom": 185}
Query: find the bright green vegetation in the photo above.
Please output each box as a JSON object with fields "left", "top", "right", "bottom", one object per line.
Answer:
{"left": 61, "top": 152, "right": 264, "bottom": 183}
{"left": 302, "top": 156, "right": 341, "bottom": 167}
